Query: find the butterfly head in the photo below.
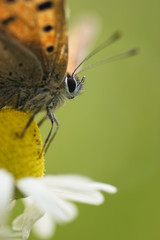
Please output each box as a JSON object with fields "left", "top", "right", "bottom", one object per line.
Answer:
{"left": 64, "top": 74, "right": 85, "bottom": 99}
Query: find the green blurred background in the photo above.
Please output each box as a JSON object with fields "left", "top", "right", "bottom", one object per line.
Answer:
{"left": 34, "top": 0, "right": 160, "bottom": 239}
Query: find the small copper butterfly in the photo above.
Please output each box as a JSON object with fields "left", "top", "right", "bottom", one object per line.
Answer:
{"left": 0, "top": 0, "right": 137, "bottom": 153}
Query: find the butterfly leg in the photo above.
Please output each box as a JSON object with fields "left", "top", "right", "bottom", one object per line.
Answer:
{"left": 40, "top": 107, "right": 55, "bottom": 155}
{"left": 44, "top": 113, "right": 59, "bottom": 154}
{"left": 38, "top": 115, "right": 47, "bottom": 127}
{"left": 20, "top": 106, "right": 43, "bottom": 137}
{"left": 41, "top": 108, "right": 59, "bottom": 155}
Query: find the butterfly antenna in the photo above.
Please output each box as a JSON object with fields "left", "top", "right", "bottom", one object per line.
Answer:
{"left": 77, "top": 48, "right": 139, "bottom": 74}
{"left": 71, "top": 30, "right": 122, "bottom": 77}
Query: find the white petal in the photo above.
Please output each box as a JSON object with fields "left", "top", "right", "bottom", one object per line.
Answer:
{"left": 43, "top": 174, "right": 92, "bottom": 187}
{"left": 33, "top": 213, "right": 55, "bottom": 239}
{"left": 7, "top": 200, "right": 16, "bottom": 212}
{"left": 50, "top": 187, "right": 104, "bottom": 205}
{"left": 12, "top": 203, "right": 44, "bottom": 240}
{"left": 0, "top": 169, "right": 14, "bottom": 223}
{"left": 0, "top": 226, "right": 22, "bottom": 240}
{"left": 17, "top": 177, "right": 78, "bottom": 223}
{"left": 89, "top": 182, "right": 118, "bottom": 194}
{"left": 43, "top": 175, "right": 116, "bottom": 205}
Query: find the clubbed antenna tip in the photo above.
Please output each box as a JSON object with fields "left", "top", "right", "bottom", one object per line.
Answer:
{"left": 127, "top": 48, "right": 140, "bottom": 56}
{"left": 112, "top": 30, "right": 123, "bottom": 40}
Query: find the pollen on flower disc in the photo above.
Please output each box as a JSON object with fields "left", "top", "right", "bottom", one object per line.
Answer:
{"left": 0, "top": 109, "right": 45, "bottom": 179}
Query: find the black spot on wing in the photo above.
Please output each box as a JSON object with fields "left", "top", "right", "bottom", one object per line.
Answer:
{"left": 42, "top": 25, "right": 53, "bottom": 32}
{"left": 2, "top": 16, "right": 16, "bottom": 25}
{"left": 46, "top": 46, "right": 54, "bottom": 53}
{"left": 37, "top": 1, "right": 53, "bottom": 11}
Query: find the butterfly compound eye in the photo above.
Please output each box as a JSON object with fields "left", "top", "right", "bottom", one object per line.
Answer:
{"left": 65, "top": 74, "right": 85, "bottom": 99}
{"left": 67, "top": 78, "right": 77, "bottom": 93}
{"left": 65, "top": 74, "right": 77, "bottom": 95}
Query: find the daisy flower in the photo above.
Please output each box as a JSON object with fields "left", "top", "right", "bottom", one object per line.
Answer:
{"left": 0, "top": 109, "right": 117, "bottom": 239}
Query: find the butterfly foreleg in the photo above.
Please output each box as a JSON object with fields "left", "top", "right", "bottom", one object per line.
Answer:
{"left": 43, "top": 108, "right": 59, "bottom": 155}
{"left": 20, "top": 106, "right": 43, "bottom": 137}
{"left": 40, "top": 107, "right": 55, "bottom": 155}
{"left": 38, "top": 115, "right": 48, "bottom": 127}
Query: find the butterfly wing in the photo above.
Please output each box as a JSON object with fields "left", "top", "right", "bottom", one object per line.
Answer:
{"left": 0, "top": 0, "right": 68, "bottom": 85}
{"left": 67, "top": 15, "right": 99, "bottom": 74}
{"left": 0, "top": 31, "right": 44, "bottom": 107}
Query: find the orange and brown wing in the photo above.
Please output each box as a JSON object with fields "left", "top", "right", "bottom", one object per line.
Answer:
{"left": 0, "top": 0, "right": 68, "bottom": 84}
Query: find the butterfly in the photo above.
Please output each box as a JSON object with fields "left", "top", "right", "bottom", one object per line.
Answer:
{"left": 0, "top": 0, "right": 137, "bottom": 153}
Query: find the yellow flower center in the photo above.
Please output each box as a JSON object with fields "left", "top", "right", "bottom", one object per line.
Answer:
{"left": 0, "top": 109, "right": 45, "bottom": 179}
